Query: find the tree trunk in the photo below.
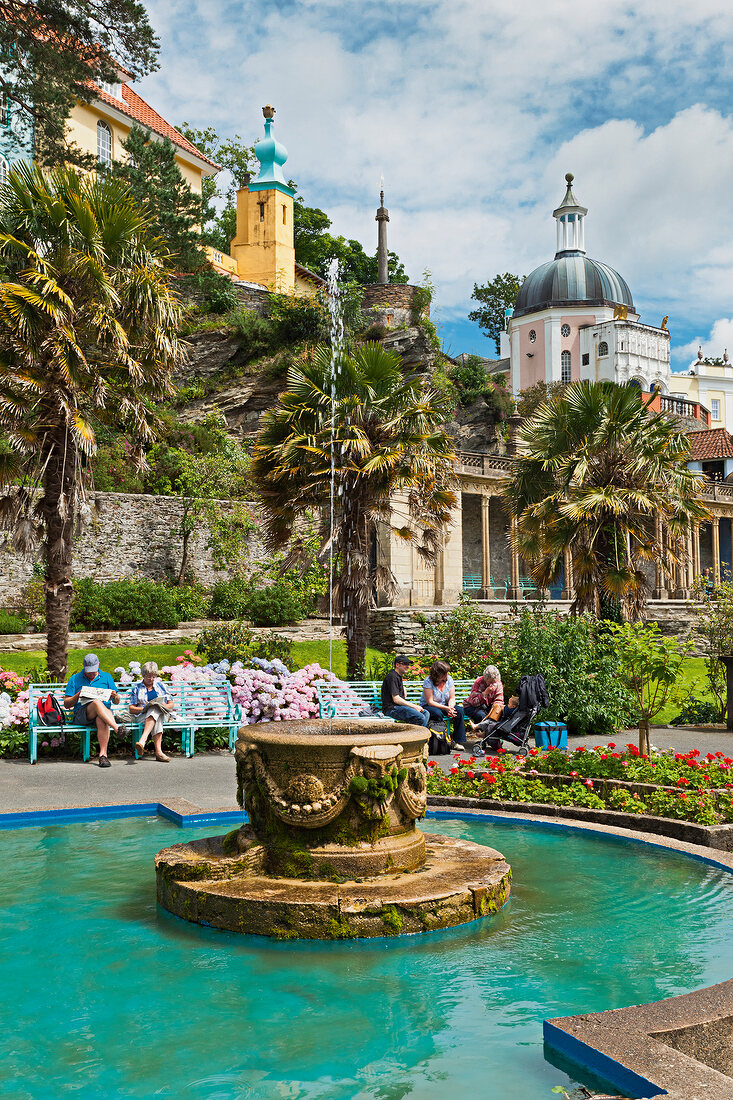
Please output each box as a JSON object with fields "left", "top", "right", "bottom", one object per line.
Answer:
{"left": 42, "top": 426, "right": 76, "bottom": 680}
{"left": 178, "top": 530, "right": 191, "bottom": 585}
{"left": 638, "top": 719, "right": 650, "bottom": 756}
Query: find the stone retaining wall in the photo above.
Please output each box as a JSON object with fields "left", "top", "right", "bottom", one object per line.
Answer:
{"left": 0, "top": 492, "right": 265, "bottom": 604}
{"left": 369, "top": 599, "right": 702, "bottom": 652}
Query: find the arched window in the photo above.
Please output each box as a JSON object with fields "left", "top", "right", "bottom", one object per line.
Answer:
{"left": 0, "top": 156, "right": 8, "bottom": 185}
{"left": 598, "top": 340, "right": 609, "bottom": 356}
{"left": 96, "top": 120, "right": 113, "bottom": 170}
{"left": 561, "top": 350, "right": 571, "bottom": 384}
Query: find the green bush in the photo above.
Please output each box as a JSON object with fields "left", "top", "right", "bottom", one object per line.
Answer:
{"left": 494, "top": 607, "right": 638, "bottom": 737}
{"left": 208, "top": 578, "right": 249, "bottom": 620}
{"left": 196, "top": 622, "right": 293, "bottom": 665}
{"left": 171, "top": 584, "right": 209, "bottom": 622}
{"left": 267, "top": 292, "right": 328, "bottom": 346}
{"left": 416, "top": 595, "right": 498, "bottom": 678}
{"left": 247, "top": 583, "right": 307, "bottom": 627}
{"left": 671, "top": 692, "right": 721, "bottom": 726}
{"left": 70, "top": 578, "right": 179, "bottom": 631}
{"left": 0, "top": 609, "right": 29, "bottom": 634}
{"left": 183, "top": 270, "right": 240, "bottom": 314}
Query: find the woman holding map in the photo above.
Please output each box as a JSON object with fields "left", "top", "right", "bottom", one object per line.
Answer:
{"left": 63, "top": 653, "right": 123, "bottom": 768}
{"left": 130, "top": 661, "right": 174, "bottom": 762}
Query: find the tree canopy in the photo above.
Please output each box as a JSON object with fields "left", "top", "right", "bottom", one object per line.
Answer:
{"left": 0, "top": 162, "right": 181, "bottom": 676}
{"left": 116, "top": 124, "right": 205, "bottom": 273}
{"left": 469, "top": 272, "right": 522, "bottom": 353}
{"left": 252, "top": 342, "right": 456, "bottom": 676}
{"left": 0, "top": 0, "right": 159, "bottom": 167}
{"left": 506, "top": 381, "right": 709, "bottom": 621}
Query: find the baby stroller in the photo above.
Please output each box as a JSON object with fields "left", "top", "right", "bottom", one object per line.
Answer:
{"left": 473, "top": 673, "right": 549, "bottom": 756}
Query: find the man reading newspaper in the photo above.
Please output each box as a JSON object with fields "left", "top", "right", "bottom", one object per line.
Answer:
{"left": 64, "top": 654, "right": 125, "bottom": 769}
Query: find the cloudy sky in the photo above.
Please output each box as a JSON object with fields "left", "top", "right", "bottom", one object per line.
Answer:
{"left": 141, "top": 0, "right": 733, "bottom": 370}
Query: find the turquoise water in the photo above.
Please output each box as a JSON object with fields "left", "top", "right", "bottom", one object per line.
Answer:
{"left": 3, "top": 814, "right": 733, "bottom": 1100}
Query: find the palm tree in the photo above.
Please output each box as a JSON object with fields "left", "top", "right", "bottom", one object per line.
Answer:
{"left": 252, "top": 342, "right": 457, "bottom": 677}
{"left": 506, "top": 381, "right": 709, "bottom": 620}
{"left": 0, "top": 163, "right": 181, "bottom": 678}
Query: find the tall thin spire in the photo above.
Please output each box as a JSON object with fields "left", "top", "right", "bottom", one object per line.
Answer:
{"left": 376, "top": 178, "right": 389, "bottom": 284}
{"left": 552, "top": 172, "right": 588, "bottom": 257}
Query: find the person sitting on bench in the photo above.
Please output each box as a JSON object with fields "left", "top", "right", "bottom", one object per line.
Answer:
{"left": 64, "top": 653, "right": 124, "bottom": 768}
{"left": 464, "top": 665, "right": 505, "bottom": 725}
{"left": 420, "top": 660, "right": 466, "bottom": 750}
{"left": 381, "top": 656, "right": 430, "bottom": 727}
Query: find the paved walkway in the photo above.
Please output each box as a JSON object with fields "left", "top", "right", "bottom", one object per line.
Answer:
{"left": 3, "top": 726, "right": 733, "bottom": 814}
{"left": 0, "top": 752, "right": 239, "bottom": 812}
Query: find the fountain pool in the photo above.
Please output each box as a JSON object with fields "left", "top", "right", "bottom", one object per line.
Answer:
{"left": 4, "top": 812, "right": 733, "bottom": 1098}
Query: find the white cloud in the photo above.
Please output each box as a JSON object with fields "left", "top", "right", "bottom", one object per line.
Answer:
{"left": 140, "top": 0, "right": 733, "bottom": 350}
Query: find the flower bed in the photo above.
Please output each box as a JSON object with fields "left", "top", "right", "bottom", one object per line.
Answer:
{"left": 0, "top": 653, "right": 367, "bottom": 758}
{"left": 427, "top": 745, "right": 733, "bottom": 827}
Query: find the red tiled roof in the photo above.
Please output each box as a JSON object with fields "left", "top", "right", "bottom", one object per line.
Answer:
{"left": 93, "top": 83, "right": 221, "bottom": 171}
{"left": 687, "top": 427, "right": 733, "bottom": 460}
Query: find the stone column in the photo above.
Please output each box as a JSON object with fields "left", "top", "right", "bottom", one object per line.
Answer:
{"left": 434, "top": 489, "right": 463, "bottom": 605}
{"left": 481, "top": 494, "right": 492, "bottom": 598}
{"left": 508, "top": 516, "right": 522, "bottom": 601}
{"left": 693, "top": 523, "right": 702, "bottom": 580}
{"left": 561, "top": 546, "right": 574, "bottom": 600}
{"left": 686, "top": 526, "right": 695, "bottom": 591}
{"left": 713, "top": 515, "right": 721, "bottom": 584}
{"left": 376, "top": 190, "right": 389, "bottom": 285}
{"left": 653, "top": 515, "right": 666, "bottom": 598}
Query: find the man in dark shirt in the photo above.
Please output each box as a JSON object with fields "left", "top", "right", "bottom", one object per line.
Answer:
{"left": 381, "top": 656, "right": 430, "bottom": 726}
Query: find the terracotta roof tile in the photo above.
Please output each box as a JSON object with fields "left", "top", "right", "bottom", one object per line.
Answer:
{"left": 93, "top": 84, "right": 221, "bottom": 171}
{"left": 687, "top": 427, "right": 733, "bottom": 460}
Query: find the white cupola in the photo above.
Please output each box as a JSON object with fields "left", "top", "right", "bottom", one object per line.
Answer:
{"left": 552, "top": 172, "right": 588, "bottom": 256}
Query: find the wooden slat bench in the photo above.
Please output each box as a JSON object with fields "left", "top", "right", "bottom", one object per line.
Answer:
{"left": 27, "top": 680, "right": 240, "bottom": 764}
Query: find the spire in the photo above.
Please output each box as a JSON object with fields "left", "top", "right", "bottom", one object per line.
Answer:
{"left": 376, "top": 176, "right": 389, "bottom": 284}
{"left": 249, "top": 105, "right": 294, "bottom": 196}
{"left": 552, "top": 172, "right": 588, "bottom": 257}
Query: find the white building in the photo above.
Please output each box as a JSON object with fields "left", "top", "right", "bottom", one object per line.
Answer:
{"left": 508, "top": 174, "right": 671, "bottom": 396}
{"left": 670, "top": 348, "right": 733, "bottom": 430}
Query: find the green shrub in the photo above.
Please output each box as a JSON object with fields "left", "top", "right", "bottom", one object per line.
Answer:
{"left": 416, "top": 595, "right": 498, "bottom": 678}
{"left": 0, "top": 609, "right": 29, "bottom": 634}
{"left": 247, "top": 583, "right": 307, "bottom": 627}
{"left": 171, "top": 584, "right": 209, "bottom": 622}
{"left": 208, "top": 578, "right": 249, "bottom": 620}
{"left": 183, "top": 270, "right": 239, "bottom": 314}
{"left": 235, "top": 309, "right": 278, "bottom": 362}
{"left": 671, "top": 693, "right": 721, "bottom": 726}
{"left": 267, "top": 292, "right": 328, "bottom": 346}
{"left": 494, "top": 607, "right": 638, "bottom": 737}
{"left": 196, "top": 622, "right": 293, "bottom": 665}
{"left": 70, "top": 578, "right": 178, "bottom": 631}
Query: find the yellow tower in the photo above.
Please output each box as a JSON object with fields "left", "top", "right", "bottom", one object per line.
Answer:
{"left": 230, "top": 105, "right": 295, "bottom": 291}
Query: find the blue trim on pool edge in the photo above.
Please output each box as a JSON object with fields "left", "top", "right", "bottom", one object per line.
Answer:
{"left": 542, "top": 1023, "right": 666, "bottom": 1098}
{"left": 0, "top": 804, "right": 245, "bottom": 829}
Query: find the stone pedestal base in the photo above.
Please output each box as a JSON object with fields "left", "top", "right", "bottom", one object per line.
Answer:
{"left": 156, "top": 832, "right": 511, "bottom": 940}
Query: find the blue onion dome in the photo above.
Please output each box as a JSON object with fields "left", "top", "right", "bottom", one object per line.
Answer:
{"left": 513, "top": 254, "right": 635, "bottom": 318}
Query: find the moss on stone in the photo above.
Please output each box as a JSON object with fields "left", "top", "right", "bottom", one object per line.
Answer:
{"left": 380, "top": 905, "right": 404, "bottom": 934}
{"left": 327, "top": 915, "right": 356, "bottom": 940}
{"left": 221, "top": 829, "right": 239, "bottom": 855}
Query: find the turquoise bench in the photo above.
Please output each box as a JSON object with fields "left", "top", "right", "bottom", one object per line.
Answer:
{"left": 315, "top": 678, "right": 475, "bottom": 742}
{"left": 462, "top": 573, "right": 482, "bottom": 591}
{"left": 28, "top": 680, "right": 240, "bottom": 764}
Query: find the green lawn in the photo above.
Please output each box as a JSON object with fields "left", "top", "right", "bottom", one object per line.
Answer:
{"left": 0, "top": 642, "right": 713, "bottom": 726}
{"left": 0, "top": 640, "right": 387, "bottom": 680}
